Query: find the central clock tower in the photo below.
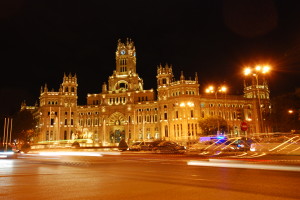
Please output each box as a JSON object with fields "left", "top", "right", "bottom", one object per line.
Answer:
{"left": 106, "top": 38, "right": 143, "bottom": 92}
{"left": 115, "top": 38, "right": 136, "bottom": 74}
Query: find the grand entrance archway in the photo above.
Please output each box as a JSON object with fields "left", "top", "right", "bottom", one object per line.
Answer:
{"left": 108, "top": 112, "right": 126, "bottom": 143}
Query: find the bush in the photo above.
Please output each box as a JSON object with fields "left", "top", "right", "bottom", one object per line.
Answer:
{"left": 21, "top": 143, "right": 31, "bottom": 153}
{"left": 118, "top": 139, "right": 128, "bottom": 151}
{"left": 71, "top": 141, "right": 80, "bottom": 148}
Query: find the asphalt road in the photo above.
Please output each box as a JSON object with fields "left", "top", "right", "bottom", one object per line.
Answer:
{"left": 1, "top": 152, "right": 300, "bottom": 200}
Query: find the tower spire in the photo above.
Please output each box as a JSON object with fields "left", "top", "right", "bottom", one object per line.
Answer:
{"left": 180, "top": 71, "right": 185, "bottom": 81}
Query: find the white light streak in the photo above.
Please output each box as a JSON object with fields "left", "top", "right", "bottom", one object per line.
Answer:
{"left": 187, "top": 160, "right": 300, "bottom": 172}
{"left": 39, "top": 152, "right": 103, "bottom": 157}
{"left": 0, "top": 152, "right": 14, "bottom": 155}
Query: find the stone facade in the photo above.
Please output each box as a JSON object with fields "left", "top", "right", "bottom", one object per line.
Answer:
{"left": 31, "top": 39, "right": 271, "bottom": 146}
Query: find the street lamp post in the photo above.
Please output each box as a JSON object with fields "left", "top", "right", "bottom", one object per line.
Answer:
{"left": 244, "top": 65, "right": 270, "bottom": 134}
{"left": 206, "top": 85, "right": 227, "bottom": 136}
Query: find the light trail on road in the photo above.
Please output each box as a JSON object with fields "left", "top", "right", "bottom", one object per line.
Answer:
{"left": 187, "top": 159, "right": 300, "bottom": 172}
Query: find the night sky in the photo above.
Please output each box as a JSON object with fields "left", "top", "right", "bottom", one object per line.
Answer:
{"left": 1, "top": 0, "right": 300, "bottom": 116}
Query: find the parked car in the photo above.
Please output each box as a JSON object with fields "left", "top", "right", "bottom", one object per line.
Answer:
{"left": 139, "top": 141, "right": 155, "bottom": 151}
{"left": 148, "top": 140, "right": 163, "bottom": 151}
{"left": 129, "top": 141, "right": 142, "bottom": 151}
{"left": 129, "top": 141, "right": 154, "bottom": 151}
{"left": 188, "top": 143, "right": 207, "bottom": 152}
{"left": 222, "top": 137, "right": 251, "bottom": 151}
{"left": 152, "top": 141, "right": 186, "bottom": 153}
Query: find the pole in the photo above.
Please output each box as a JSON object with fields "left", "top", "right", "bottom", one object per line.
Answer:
{"left": 255, "top": 75, "right": 264, "bottom": 133}
{"left": 225, "top": 92, "right": 230, "bottom": 137}
{"left": 133, "top": 109, "right": 136, "bottom": 141}
{"left": 186, "top": 104, "right": 189, "bottom": 145}
{"left": 69, "top": 106, "right": 71, "bottom": 140}
{"left": 5, "top": 118, "right": 9, "bottom": 151}
{"left": 127, "top": 116, "right": 129, "bottom": 144}
{"left": 9, "top": 118, "right": 13, "bottom": 146}
{"left": 137, "top": 110, "right": 140, "bottom": 140}
{"left": 3, "top": 118, "right": 6, "bottom": 146}
{"left": 103, "top": 118, "right": 106, "bottom": 145}
{"left": 49, "top": 107, "right": 51, "bottom": 141}
{"left": 215, "top": 91, "right": 220, "bottom": 136}
{"left": 142, "top": 111, "right": 145, "bottom": 140}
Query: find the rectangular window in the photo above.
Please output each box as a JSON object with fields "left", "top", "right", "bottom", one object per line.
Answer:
{"left": 46, "top": 131, "right": 49, "bottom": 141}
{"left": 64, "top": 131, "right": 67, "bottom": 140}
{"left": 50, "top": 131, "right": 53, "bottom": 140}
{"left": 180, "top": 124, "right": 183, "bottom": 136}
{"left": 165, "top": 125, "right": 168, "bottom": 137}
{"left": 174, "top": 125, "right": 176, "bottom": 136}
{"left": 192, "top": 124, "right": 194, "bottom": 135}
{"left": 164, "top": 113, "right": 168, "bottom": 120}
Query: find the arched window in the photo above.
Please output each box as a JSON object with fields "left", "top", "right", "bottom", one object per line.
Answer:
{"left": 119, "top": 83, "right": 128, "bottom": 89}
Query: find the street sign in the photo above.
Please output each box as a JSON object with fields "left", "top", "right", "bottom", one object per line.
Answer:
{"left": 240, "top": 121, "right": 248, "bottom": 131}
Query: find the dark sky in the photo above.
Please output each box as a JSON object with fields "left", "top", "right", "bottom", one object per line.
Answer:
{"left": 1, "top": 0, "right": 300, "bottom": 116}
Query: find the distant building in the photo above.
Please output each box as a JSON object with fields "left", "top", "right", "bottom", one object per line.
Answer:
{"left": 27, "top": 39, "right": 271, "bottom": 146}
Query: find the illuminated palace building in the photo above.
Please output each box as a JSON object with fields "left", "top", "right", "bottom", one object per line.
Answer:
{"left": 30, "top": 39, "right": 271, "bottom": 145}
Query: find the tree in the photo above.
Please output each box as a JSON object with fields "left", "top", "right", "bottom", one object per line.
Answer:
{"left": 198, "top": 116, "right": 228, "bottom": 135}
{"left": 118, "top": 138, "right": 128, "bottom": 151}
{"left": 12, "top": 109, "right": 37, "bottom": 144}
{"left": 270, "top": 91, "right": 300, "bottom": 132}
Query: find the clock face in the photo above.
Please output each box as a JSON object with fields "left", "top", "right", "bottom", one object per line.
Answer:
{"left": 120, "top": 50, "right": 125, "bottom": 55}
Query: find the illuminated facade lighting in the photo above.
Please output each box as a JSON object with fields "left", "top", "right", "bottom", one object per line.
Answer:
{"left": 24, "top": 39, "right": 271, "bottom": 146}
